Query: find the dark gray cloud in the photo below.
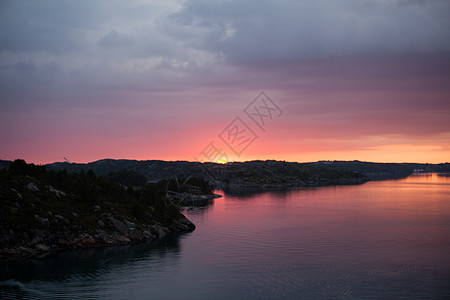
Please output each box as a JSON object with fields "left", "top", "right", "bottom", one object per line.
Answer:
{"left": 162, "top": 0, "right": 450, "bottom": 62}
{"left": 1, "top": 0, "right": 449, "bottom": 108}
{"left": 2, "top": 0, "right": 447, "bottom": 89}
{"left": 14, "top": 61, "right": 36, "bottom": 72}
{"left": 0, "top": 0, "right": 100, "bottom": 53}
{"left": 98, "top": 31, "right": 134, "bottom": 49}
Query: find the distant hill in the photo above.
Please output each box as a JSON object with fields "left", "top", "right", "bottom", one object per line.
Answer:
{"left": 306, "top": 160, "right": 412, "bottom": 180}
{"left": 45, "top": 159, "right": 370, "bottom": 187}
{"left": 401, "top": 162, "right": 450, "bottom": 173}
{"left": 5, "top": 158, "right": 449, "bottom": 187}
{"left": 45, "top": 159, "right": 207, "bottom": 183}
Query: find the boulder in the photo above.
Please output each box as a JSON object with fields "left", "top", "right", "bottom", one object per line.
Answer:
{"left": 34, "top": 215, "right": 50, "bottom": 227}
{"left": 123, "top": 219, "right": 135, "bottom": 230}
{"left": 26, "top": 182, "right": 39, "bottom": 192}
{"left": 35, "top": 243, "right": 49, "bottom": 252}
{"left": 107, "top": 216, "right": 128, "bottom": 233}
{"left": 54, "top": 214, "right": 65, "bottom": 221}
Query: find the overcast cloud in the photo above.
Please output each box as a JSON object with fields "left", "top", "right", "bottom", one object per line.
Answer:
{"left": 1, "top": 0, "right": 449, "bottom": 87}
{"left": 164, "top": 0, "right": 450, "bottom": 61}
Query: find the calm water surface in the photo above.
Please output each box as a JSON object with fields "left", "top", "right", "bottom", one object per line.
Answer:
{"left": 1, "top": 173, "right": 450, "bottom": 299}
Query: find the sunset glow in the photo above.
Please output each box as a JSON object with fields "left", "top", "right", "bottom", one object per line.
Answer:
{"left": 216, "top": 158, "right": 229, "bottom": 164}
{"left": 1, "top": 1, "right": 449, "bottom": 164}
{"left": 1, "top": 2, "right": 450, "bottom": 297}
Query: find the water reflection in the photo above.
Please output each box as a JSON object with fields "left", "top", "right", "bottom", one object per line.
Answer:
{"left": 1, "top": 234, "right": 183, "bottom": 283}
{"left": 222, "top": 186, "right": 292, "bottom": 199}
{"left": 1, "top": 173, "right": 449, "bottom": 299}
{"left": 182, "top": 205, "right": 213, "bottom": 217}
{"left": 0, "top": 234, "right": 185, "bottom": 299}
{"left": 437, "top": 173, "right": 450, "bottom": 178}
{"left": 181, "top": 173, "right": 450, "bottom": 299}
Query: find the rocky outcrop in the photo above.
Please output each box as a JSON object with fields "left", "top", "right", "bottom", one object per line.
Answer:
{"left": 0, "top": 160, "right": 196, "bottom": 260}
{"left": 209, "top": 161, "right": 369, "bottom": 188}
{"left": 167, "top": 192, "right": 222, "bottom": 207}
{"left": 0, "top": 211, "right": 195, "bottom": 259}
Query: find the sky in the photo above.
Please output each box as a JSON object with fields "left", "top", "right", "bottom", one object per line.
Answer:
{"left": 1, "top": 0, "right": 449, "bottom": 164}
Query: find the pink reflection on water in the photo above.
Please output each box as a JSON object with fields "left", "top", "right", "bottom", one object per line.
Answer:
{"left": 181, "top": 173, "right": 450, "bottom": 297}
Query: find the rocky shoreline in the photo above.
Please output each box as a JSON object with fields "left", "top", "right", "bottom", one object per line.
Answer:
{"left": 168, "top": 192, "right": 222, "bottom": 207}
{"left": 0, "top": 210, "right": 195, "bottom": 260}
{"left": 212, "top": 176, "right": 369, "bottom": 189}
{"left": 0, "top": 160, "right": 197, "bottom": 260}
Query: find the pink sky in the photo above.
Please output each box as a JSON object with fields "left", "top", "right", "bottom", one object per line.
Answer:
{"left": 1, "top": 1, "right": 449, "bottom": 164}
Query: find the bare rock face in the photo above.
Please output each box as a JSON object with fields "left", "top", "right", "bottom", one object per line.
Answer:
{"left": 26, "top": 182, "right": 39, "bottom": 192}
{"left": 34, "top": 215, "right": 50, "bottom": 227}
{"left": 123, "top": 219, "right": 135, "bottom": 230}
{"left": 35, "top": 244, "right": 49, "bottom": 252}
{"left": 107, "top": 216, "right": 128, "bottom": 233}
{"left": 47, "top": 185, "right": 66, "bottom": 198}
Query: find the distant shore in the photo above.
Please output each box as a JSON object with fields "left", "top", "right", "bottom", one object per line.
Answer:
{"left": 2, "top": 158, "right": 449, "bottom": 259}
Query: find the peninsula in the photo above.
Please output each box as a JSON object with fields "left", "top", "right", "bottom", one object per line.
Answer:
{"left": 0, "top": 160, "right": 196, "bottom": 259}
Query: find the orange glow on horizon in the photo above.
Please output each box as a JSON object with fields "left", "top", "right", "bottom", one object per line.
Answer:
{"left": 3, "top": 140, "right": 449, "bottom": 165}
{"left": 2, "top": 115, "right": 449, "bottom": 165}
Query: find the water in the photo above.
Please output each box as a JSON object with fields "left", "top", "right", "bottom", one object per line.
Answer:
{"left": 1, "top": 173, "right": 450, "bottom": 299}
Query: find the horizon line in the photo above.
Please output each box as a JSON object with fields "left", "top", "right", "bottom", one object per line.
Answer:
{"left": 2, "top": 157, "right": 448, "bottom": 166}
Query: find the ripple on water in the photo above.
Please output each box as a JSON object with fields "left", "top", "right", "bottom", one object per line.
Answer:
{"left": 2, "top": 174, "right": 450, "bottom": 299}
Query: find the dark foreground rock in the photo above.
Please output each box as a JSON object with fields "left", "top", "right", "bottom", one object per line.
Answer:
{"left": 0, "top": 214, "right": 194, "bottom": 259}
{"left": 0, "top": 160, "right": 195, "bottom": 260}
